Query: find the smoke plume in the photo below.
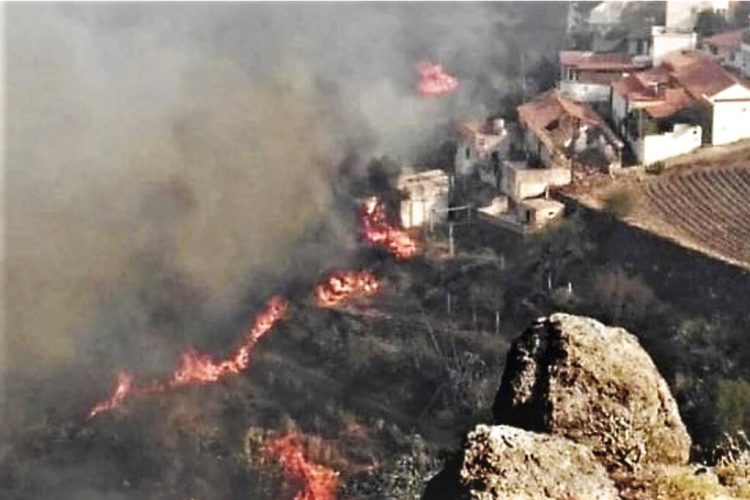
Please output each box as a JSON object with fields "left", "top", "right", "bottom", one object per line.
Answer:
{"left": 3, "top": 2, "right": 567, "bottom": 429}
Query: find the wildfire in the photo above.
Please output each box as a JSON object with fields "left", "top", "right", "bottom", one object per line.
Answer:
{"left": 416, "top": 61, "right": 458, "bottom": 98}
{"left": 265, "top": 432, "right": 339, "bottom": 500}
{"left": 88, "top": 372, "right": 136, "bottom": 419}
{"left": 314, "top": 270, "right": 380, "bottom": 308}
{"left": 360, "top": 197, "right": 417, "bottom": 259}
{"left": 88, "top": 296, "right": 288, "bottom": 418}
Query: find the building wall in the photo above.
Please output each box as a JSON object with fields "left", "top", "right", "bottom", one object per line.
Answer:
{"left": 652, "top": 28, "right": 697, "bottom": 65}
{"left": 398, "top": 171, "right": 450, "bottom": 229}
{"left": 636, "top": 124, "right": 702, "bottom": 164}
{"left": 703, "top": 45, "right": 744, "bottom": 71}
{"left": 743, "top": 42, "right": 750, "bottom": 78}
{"left": 559, "top": 80, "right": 612, "bottom": 103}
{"left": 711, "top": 99, "right": 750, "bottom": 145}
{"left": 502, "top": 164, "right": 572, "bottom": 200}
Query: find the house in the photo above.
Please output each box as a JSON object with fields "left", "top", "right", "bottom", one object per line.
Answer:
{"left": 454, "top": 118, "right": 509, "bottom": 184}
{"left": 612, "top": 51, "right": 750, "bottom": 161}
{"left": 612, "top": 66, "right": 703, "bottom": 164}
{"left": 701, "top": 28, "right": 747, "bottom": 72}
{"left": 559, "top": 50, "right": 650, "bottom": 106}
{"left": 397, "top": 169, "right": 450, "bottom": 229}
{"left": 517, "top": 90, "right": 624, "bottom": 172}
{"left": 664, "top": 51, "right": 750, "bottom": 145}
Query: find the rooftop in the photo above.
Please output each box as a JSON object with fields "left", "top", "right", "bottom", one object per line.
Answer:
{"left": 702, "top": 28, "right": 747, "bottom": 50}
{"left": 518, "top": 91, "right": 624, "bottom": 152}
{"left": 559, "top": 50, "right": 648, "bottom": 71}
{"left": 662, "top": 51, "right": 738, "bottom": 99}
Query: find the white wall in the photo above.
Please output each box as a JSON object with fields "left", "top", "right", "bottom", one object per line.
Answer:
{"left": 712, "top": 100, "right": 750, "bottom": 145}
{"left": 611, "top": 92, "right": 629, "bottom": 133}
{"left": 636, "top": 124, "right": 702, "bottom": 164}
{"left": 652, "top": 28, "right": 697, "bottom": 65}
{"left": 502, "top": 165, "right": 572, "bottom": 200}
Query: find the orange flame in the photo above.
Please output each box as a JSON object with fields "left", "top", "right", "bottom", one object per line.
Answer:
{"left": 265, "top": 432, "right": 339, "bottom": 500}
{"left": 360, "top": 197, "right": 417, "bottom": 259}
{"left": 88, "top": 296, "right": 288, "bottom": 417}
{"left": 314, "top": 270, "right": 380, "bottom": 308}
{"left": 88, "top": 372, "right": 136, "bottom": 419}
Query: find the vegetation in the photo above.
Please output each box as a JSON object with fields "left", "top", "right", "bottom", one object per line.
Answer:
{"left": 603, "top": 188, "right": 636, "bottom": 218}
{"left": 695, "top": 10, "right": 729, "bottom": 37}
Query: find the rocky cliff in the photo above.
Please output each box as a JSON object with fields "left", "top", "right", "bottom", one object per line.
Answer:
{"left": 423, "top": 313, "right": 750, "bottom": 500}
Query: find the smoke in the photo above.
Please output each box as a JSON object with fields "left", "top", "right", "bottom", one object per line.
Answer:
{"left": 3, "top": 2, "right": 567, "bottom": 426}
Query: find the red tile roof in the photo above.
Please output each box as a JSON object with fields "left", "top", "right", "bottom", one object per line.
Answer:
{"left": 663, "top": 51, "right": 738, "bottom": 98}
{"left": 559, "top": 50, "right": 646, "bottom": 71}
{"left": 702, "top": 29, "right": 746, "bottom": 50}
{"left": 517, "top": 91, "right": 623, "bottom": 152}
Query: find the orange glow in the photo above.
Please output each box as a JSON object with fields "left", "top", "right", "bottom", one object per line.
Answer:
{"left": 88, "top": 372, "right": 136, "bottom": 419}
{"left": 360, "top": 197, "right": 417, "bottom": 259}
{"left": 88, "top": 296, "right": 288, "bottom": 417}
{"left": 265, "top": 432, "right": 339, "bottom": 500}
{"left": 314, "top": 270, "right": 380, "bottom": 308}
{"left": 417, "top": 61, "right": 458, "bottom": 98}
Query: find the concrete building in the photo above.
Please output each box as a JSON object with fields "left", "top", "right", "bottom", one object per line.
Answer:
{"left": 454, "top": 118, "right": 509, "bottom": 184}
{"left": 517, "top": 90, "right": 624, "bottom": 172}
{"left": 500, "top": 161, "right": 572, "bottom": 201}
{"left": 397, "top": 169, "right": 450, "bottom": 229}
{"left": 701, "top": 28, "right": 747, "bottom": 72}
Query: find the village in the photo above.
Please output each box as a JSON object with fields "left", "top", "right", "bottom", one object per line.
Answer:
{"left": 397, "top": 0, "right": 750, "bottom": 271}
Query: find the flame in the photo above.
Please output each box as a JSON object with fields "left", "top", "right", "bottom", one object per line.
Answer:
{"left": 416, "top": 61, "right": 458, "bottom": 98}
{"left": 265, "top": 432, "right": 339, "bottom": 500}
{"left": 88, "top": 372, "right": 136, "bottom": 419}
{"left": 360, "top": 197, "right": 417, "bottom": 259}
{"left": 314, "top": 270, "right": 380, "bottom": 308}
{"left": 168, "top": 295, "right": 288, "bottom": 387}
{"left": 88, "top": 296, "right": 288, "bottom": 417}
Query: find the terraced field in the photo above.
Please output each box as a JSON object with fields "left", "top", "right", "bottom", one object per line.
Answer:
{"left": 641, "top": 164, "right": 750, "bottom": 271}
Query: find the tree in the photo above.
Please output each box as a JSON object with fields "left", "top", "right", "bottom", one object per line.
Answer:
{"left": 695, "top": 10, "right": 729, "bottom": 37}
{"left": 716, "top": 379, "right": 750, "bottom": 435}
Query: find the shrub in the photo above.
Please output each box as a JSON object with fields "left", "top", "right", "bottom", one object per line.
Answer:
{"left": 603, "top": 188, "right": 635, "bottom": 218}
{"left": 646, "top": 161, "right": 666, "bottom": 175}
{"left": 716, "top": 379, "right": 750, "bottom": 435}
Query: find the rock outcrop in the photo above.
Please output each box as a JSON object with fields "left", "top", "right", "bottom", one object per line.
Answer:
{"left": 424, "top": 313, "right": 700, "bottom": 500}
{"left": 492, "top": 313, "right": 691, "bottom": 468}
{"left": 423, "top": 424, "right": 618, "bottom": 500}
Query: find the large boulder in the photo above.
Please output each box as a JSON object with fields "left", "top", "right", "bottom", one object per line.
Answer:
{"left": 423, "top": 424, "right": 618, "bottom": 500}
{"left": 492, "top": 313, "right": 691, "bottom": 468}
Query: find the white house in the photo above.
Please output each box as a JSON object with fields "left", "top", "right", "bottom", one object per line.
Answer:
{"left": 611, "top": 67, "right": 703, "bottom": 165}
{"left": 664, "top": 51, "right": 750, "bottom": 145}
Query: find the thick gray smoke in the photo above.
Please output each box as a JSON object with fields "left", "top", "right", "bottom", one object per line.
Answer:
{"left": 3, "top": 2, "right": 567, "bottom": 426}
